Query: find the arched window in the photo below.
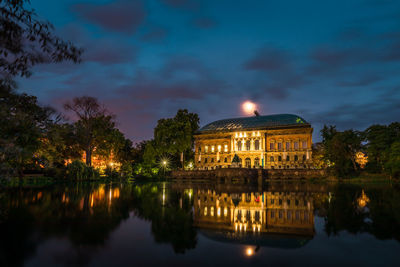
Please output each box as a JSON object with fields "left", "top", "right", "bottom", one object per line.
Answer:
{"left": 224, "top": 157, "right": 227, "bottom": 163}
{"left": 294, "top": 155, "right": 298, "bottom": 161}
{"left": 278, "top": 156, "right": 282, "bottom": 161}
{"left": 204, "top": 207, "right": 207, "bottom": 216}
{"left": 254, "top": 139, "right": 260, "bottom": 150}
{"left": 246, "top": 140, "right": 251, "bottom": 151}
{"left": 205, "top": 158, "right": 208, "bottom": 163}
{"left": 211, "top": 158, "right": 214, "bottom": 163}
{"left": 286, "top": 155, "right": 290, "bottom": 161}
{"left": 245, "top": 158, "right": 251, "bottom": 168}
{"left": 270, "top": 156, "right": 274, "bottom": 162}
{"left": 303, "top": 155, "right": 306, "bottom": 161}
{"left": 237, "top": 141, "right": 242, "bottom": 151}
{"left": 254, "top": 158, "right": 260, "bottom": 168}
{"left": 239, "top": 158, "right": 243, "bottom": 166}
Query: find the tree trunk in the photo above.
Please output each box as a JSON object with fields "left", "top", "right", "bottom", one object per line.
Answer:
{"left": 86, "top": 148, "right": 92, "bottom": 166}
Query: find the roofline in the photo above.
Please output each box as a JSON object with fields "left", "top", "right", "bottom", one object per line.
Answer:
{"left": 194, "top": 123, "right": 312, "bottom": 135}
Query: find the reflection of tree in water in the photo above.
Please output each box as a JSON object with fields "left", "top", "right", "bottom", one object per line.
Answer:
{"left": 0, "top": 183, "right": 134, "bottom": 266}
{"left": 0, "top": 182, "right": 197, "bottom": 266}
{"left": 130, "top": 183, "right": 197, "bottom": 253}
{"left": 320, "top": 183, "right": 400, "bottom": 241}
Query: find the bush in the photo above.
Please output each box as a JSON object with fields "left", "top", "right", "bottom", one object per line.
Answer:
{"left": 65, "top": 160, "right": 100, "bottom": 180}
{"left": 120, "top": 163, "right": 133, "bottom": 179}
{"left": 104, "top": 166, "right": 119, "bottom": 179}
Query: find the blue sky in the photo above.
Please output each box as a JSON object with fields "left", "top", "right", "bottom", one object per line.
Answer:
{"left": 17, "top": 0, "right": 400, "bottom": 142}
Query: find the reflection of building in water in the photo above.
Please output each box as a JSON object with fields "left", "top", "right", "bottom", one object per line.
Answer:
{"left": 193, "top": 189, "right": 314, "bottom": 237}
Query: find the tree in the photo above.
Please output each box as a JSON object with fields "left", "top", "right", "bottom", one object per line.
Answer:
{"left": 152, "top": 109, "right": 199, "bottom": 169}
{"left": 0, "top": 0, "right": 82, "bottom": 85}
{"left": 0, "top": 90, "right": 53, "bottom": 177}
{"left": 364, "top": 123, "right": 400, "bottom": 173}
{"left": 320, "top": 125, "right": 362, "bottom": 177}
{"left": 64, "top": 96, "right": 120, "bottom": 166}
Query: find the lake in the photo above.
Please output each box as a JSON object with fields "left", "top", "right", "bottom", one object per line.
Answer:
{"left": 1, "top": 180, "right": 400, "bottom": 266}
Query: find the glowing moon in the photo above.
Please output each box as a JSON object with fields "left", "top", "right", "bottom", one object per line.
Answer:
{"left": 242, "top": 101, "right": 256, "bottom": 115}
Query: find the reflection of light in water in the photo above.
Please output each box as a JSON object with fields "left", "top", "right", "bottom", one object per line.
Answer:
{"left": 162, "top": 188, "right": 166, "bottom": 205}
{"left": 245, "top": 247, "right": 254, "bottom": 257}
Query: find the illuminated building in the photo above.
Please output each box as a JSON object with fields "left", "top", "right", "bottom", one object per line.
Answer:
{"left": 193, "top": 189, "right": 315, "bottom": 237}
{"left": 194, "top": 114, "right": 313, "bottom": 169}
{"left": 355, "top": 152, "right": 368, "bottom": 169}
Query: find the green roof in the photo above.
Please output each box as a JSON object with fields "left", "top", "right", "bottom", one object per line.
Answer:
{"left": 198, "top": 114, "right": 309, "bottom": 133}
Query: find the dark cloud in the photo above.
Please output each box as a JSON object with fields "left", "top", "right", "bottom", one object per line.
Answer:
{"left": 140, "top": 26, "right": 168, "bottom": 42}
{"left": 72, "top": 0, "right": 146, "bottom": 34}
{"left": 192, "top": 17, "right": 217, "bottom": 28}
{"left": 243, "top": 46, "right": 306, "bottom": 100}
{"left": 244, "top": 47, "right": 292, "bottom": 72}
{"left": 83, "top": 40, "right": 138, "bottom": 65}
{"left": 160, "top": 0, "right": 200, "bottom": 10}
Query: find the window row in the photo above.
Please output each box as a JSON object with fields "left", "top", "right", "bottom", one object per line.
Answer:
{"left": 270, "top": 210, "right": 309, "bottom": 221}
{"left": 270, "top": 199, "right": 308, "bottom": 206}
{"left": 199, "top": 144, "right": 229, "bottom": 153}
{"left": 235, "top": 131, "right": 260, "bottom": 138}
{"left": 269, "top": 141, "right": 308, "bottom": 150}
{"left": 269, "top": 155, "right": 307, "bottom": 162}
{"left": 236, "top": 139, "right": 260, "bottom": 151}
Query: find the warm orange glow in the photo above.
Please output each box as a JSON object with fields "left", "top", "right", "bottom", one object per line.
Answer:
{"left": 242, "top": 101, "right": 257, "bottom": 115}
{"left": 245, "top": 247, "right": 254, "bottom": 257}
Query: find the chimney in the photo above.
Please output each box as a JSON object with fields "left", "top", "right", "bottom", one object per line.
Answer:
{"left": 254, "top": 110, "right": 260, "bottom": 116}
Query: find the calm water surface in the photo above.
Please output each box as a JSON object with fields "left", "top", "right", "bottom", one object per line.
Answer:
{"left": 1, "top": 181, "right": 400, "bottom": 266}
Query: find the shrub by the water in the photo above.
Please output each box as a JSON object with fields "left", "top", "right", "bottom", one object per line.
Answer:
{"left": 66, "top": 160, "right": 99, "bottom": 180}
{"left": 120, "top": 163, "right": 133, "bottom": 179}
{"left": 104, "top": 166, "right": 119, "bottom": 179}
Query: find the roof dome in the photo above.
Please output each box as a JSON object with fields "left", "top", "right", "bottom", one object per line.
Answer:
{"left": 198, "top": 114, "right": 309, "bottom": 133}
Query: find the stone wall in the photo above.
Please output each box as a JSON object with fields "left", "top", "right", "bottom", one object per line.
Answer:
{"left": 170, "top": 168, "right": 326, "bottom": 180}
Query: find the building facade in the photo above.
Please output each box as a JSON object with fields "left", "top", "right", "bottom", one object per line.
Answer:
{"left": 194, "top": 114, "right": 313, "bottom": 169}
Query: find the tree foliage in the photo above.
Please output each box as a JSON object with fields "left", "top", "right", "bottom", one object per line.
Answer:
{"left": 0, "top": 0, "right": 82, "bottom": 85}
{"left": 145, "top": 109, "right": 199, "bottom": 170}
{"left": 320, "top": 125, "right": 362, "bottom": 177}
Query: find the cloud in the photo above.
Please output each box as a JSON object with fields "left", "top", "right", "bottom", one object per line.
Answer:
{"left": 71, "top": 0, "right": 146, "bottom": 34}
{"left": 192, "top": 17, "right": 217, "bottom": 28}
{"left": 160, "top": 0, "right": 200, "bottom": 10}
{"left": 83, "top": 40, "right": 138, "bottom": 65}
{"left": 140, "top": 26, "right": 168, "bottom": 42}
{"left": 243, "top": 46, "right": 306, "bottom": 100}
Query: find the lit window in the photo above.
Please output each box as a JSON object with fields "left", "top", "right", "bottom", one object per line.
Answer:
{"left": 211, "top": 146, "right": 215, "bottom": 152}
{"left": 294, "top": 142, "right": 299, "bottom": 149}
{"left": 237, "top": 141, "right": 242, "bottom": 151}
{"left": 204, "top": 207, "right": 207, "bottom": 216}
{"left": 244, "top": 132, "right": 247, "bottom": 137}
{"left": 224, "top": 144, "right": 228, "bottom": 152}
{"left": 270, "top": 143, "right": 275, "bottom": 150}
{"left": 205, "top": 146, "right": 208, "bottom": 153}
{"left": 217, "top": 145, "right": 221, "bottom": 152}
{"left": 302, "top": 141, "right": 307, "bottom": 149}
{"left": 224, "top": 207, "right": 228, "bottom": 217}
{"left": 239, "top": 132, "right": 243, "bottom": 137}
{"left": 235, "top": 133, "right": 238, "bottom": 138}
{"left": 255, "top": 140, "right": 260, "bottom": 150}
{"left": 211, "top": 207, "right": 214, "bottom": 217}
{"left": 252, "top": 132, "right": 255, "bottom": 136}
{"left": 257, "top": 131, "right": 260, "bottom": 136}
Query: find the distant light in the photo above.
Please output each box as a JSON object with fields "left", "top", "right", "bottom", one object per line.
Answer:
{"left": 163, "top": 161, "right": 167, "bottom": 165}
{"left": 242, "top": 101, "right": 257, "bottom": 115}
{"left": 245, "top": 247, "right": 254, "bottom": 256}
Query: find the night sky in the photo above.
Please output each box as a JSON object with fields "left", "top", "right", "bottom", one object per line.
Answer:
{"left": 17, "top": 0, "right": 400, "bottom": 143}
